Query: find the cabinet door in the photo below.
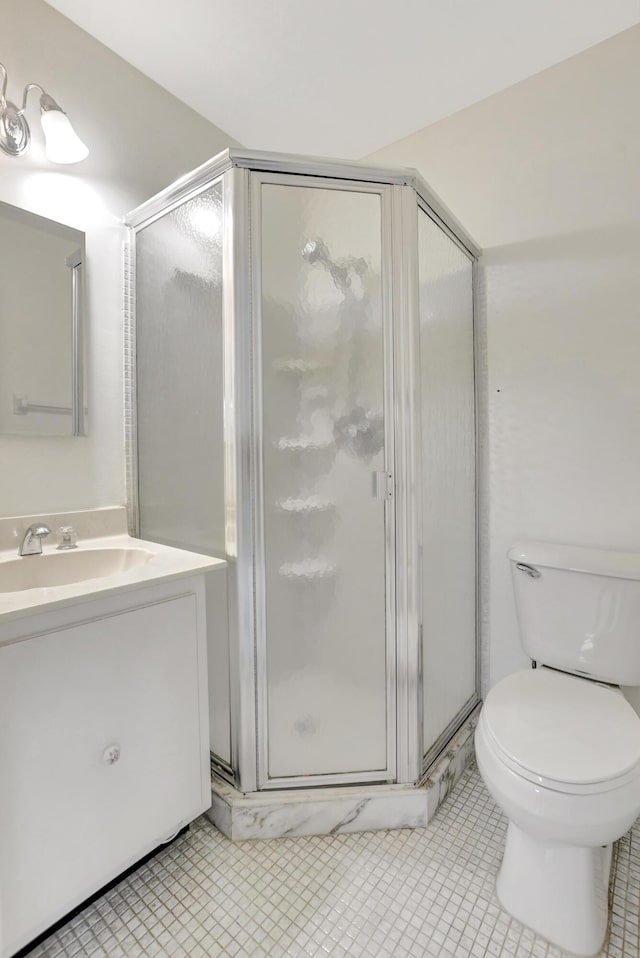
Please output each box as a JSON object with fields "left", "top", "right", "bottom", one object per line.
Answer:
{"left": 0, "top": 594, "right": 206, "bottom": 956}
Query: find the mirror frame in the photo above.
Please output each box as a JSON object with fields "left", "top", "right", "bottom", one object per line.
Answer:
{"left": 68, "top": 248, "right": 85, "bottom": 437}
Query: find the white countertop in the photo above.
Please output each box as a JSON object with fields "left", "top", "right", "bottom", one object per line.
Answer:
{"left": 0, "top": 513, "right": 226, "bottom": 623}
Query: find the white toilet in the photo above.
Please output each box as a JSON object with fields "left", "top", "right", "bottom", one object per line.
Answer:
{"left": 475, "top": 541, "right": 640, "bottom": 956}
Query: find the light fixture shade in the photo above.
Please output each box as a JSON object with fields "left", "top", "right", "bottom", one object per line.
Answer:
{"left": 40, "top": 107, "right": 89, "bottom": 164}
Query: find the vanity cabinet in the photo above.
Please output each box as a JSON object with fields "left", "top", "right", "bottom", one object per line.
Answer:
{"left": 0, "top": 576, "right": 212, "bottom": 958}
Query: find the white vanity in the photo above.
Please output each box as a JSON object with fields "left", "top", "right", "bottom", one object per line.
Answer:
{"left": 0, "top": 507, "right": 225, "bottom": 958}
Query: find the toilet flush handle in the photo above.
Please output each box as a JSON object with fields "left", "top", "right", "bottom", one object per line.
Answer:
{"left": 515, "top": 562, "right": 541, "bottom": 579}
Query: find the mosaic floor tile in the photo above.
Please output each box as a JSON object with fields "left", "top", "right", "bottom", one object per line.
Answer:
{"left": 27, "top": 765, "right": 639, "bottom": 958}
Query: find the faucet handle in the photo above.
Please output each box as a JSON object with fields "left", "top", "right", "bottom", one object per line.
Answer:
{"left": 56, "top": 525, "right": 78, "bottom": 550}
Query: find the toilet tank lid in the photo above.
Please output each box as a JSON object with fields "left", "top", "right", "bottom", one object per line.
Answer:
{"left": 509, "top": 541, "right": 640, "bottom": 580}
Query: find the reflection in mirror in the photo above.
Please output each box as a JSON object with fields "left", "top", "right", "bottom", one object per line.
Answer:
{"left": 0, "top": 201, "right": 86, "bottom": 437}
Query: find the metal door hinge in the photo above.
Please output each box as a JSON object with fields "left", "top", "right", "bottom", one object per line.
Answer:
{"left": 372, "top": 471, "right": 394, "bottom": 499}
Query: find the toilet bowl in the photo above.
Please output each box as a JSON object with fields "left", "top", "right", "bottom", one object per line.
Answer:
{"left": 476, "top": 667, "right": 640, "bottom": 955}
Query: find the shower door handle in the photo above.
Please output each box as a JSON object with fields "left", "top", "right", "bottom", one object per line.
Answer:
{"left": 372, "top": 471, "right": 393, "bottom": 499}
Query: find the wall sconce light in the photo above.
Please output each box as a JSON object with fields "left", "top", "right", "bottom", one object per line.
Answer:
{"left": 0, "top": 61, "right": 89, "bottom": 164}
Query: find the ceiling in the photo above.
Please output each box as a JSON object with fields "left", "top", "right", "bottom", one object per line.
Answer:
{"left": 45, "top": 0, "right": 640, "bottom": 158}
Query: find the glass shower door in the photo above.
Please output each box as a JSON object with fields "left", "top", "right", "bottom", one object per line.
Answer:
{"left": 253, "top": 175, "right": 395, "bottom": 787}
{"left": 418, "top": 207, "right": 476, "bottom": 767}
{"left": 135, "top": 182, "right": 232, "bottom": 773}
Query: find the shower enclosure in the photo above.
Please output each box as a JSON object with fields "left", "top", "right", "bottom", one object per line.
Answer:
{"left": 126, "top": 149, "right": 478, "bottom": 799}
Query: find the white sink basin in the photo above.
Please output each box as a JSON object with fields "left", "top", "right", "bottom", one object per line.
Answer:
{"left": 0, "top": 548, "right": 155, "bottom": 593}
{"left": 0, "top": 509, "right": 225, "bottom": 622}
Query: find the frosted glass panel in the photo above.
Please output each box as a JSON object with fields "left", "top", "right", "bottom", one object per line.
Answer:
{"left": 259, "top": 183, "right": 389, "bottom": 780}
{"left": 135, "top": 183, "right": 231, "bottom": 767}
{"left": 418, "top": 211, "right": 476, "bottom": 758}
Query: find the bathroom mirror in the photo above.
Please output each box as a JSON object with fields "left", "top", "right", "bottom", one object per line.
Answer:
{"left": 0, "top": 200, "right": 86, "bottom": 437}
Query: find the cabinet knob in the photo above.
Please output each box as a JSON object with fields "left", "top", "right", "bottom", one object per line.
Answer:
{"left": 102, "top": 744, "right": 121, "bottom": 765}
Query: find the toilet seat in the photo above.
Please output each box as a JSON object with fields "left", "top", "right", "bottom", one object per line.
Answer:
{"left": 482, "top": 668, "right": 640, "bottom": 795}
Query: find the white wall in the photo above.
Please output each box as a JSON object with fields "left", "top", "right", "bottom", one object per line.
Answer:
{"left": 0, "top": 0, "right": 236, "bottom": 517}
{"left": 368, "top": 26, "right": 640, "bottom": 693}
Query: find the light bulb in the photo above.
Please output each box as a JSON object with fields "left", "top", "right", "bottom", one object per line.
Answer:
{"left": 40, "top": 108, "right": 88, "bottom": 165}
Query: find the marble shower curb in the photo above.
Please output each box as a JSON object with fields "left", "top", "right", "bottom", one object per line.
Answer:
{"left": 206, "top": 709, "right": 478, "bottom": 840}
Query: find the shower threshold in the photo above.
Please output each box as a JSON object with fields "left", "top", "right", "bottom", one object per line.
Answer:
{"left": 207, "top": 708, "right": 479, "bottom": 841}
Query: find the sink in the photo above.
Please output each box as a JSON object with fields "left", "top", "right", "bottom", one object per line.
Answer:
{"left": 0, "top": 509, "right": 224, "bottom": 623}
{"left": 0, "top": 548, "right": 155, "bottom": 593}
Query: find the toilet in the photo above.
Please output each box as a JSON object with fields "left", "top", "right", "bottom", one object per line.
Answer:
{"left": 475, "top": 541, "right": 640, "bottom": 956}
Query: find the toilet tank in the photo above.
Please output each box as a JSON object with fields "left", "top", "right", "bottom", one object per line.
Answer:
{"left": 509, "top": 541, "right": 640, "bottom": 685}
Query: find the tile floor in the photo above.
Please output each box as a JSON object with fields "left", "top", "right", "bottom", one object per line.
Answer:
{"left": 28, "top": 765, "right": 639, "bottom": 958}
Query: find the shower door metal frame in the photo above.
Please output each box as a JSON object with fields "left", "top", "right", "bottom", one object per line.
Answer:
{"left": 392, "top": 185, "right": 422, "bottom": 785}
{"left": 223, "top": 168, "right": 260, "bottom": 790}
{"left": 249, "top": 170, "right": 398, "bottom": 790}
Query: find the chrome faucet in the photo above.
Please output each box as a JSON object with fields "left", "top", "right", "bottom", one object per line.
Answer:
{"left": 19, "top": 523, "right": 52, "bottom": 556}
